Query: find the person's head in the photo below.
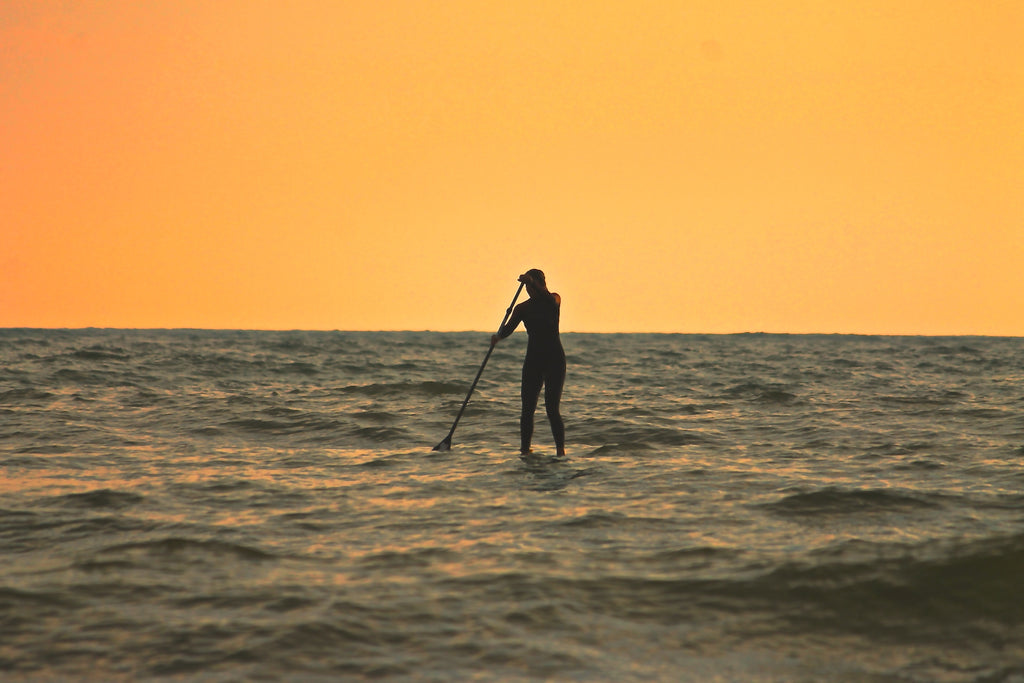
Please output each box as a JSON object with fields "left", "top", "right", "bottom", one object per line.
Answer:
{"left": 525, "top": 269, "right": 546, "bottom": 288}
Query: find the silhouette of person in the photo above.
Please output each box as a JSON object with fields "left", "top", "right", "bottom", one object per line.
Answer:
{"left": 491, "top": 269, "right": 566, "bottom": 456}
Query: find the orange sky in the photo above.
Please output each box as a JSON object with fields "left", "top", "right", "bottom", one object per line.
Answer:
{"left": 3, "top": 1, "right": 1022, "bottom": 333}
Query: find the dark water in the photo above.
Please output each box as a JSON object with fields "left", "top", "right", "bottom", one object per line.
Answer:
{"left": 2, "top": 330, "right": 1024, "bottom": 681}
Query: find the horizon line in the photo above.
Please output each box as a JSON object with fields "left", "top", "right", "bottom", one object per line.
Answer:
{"left": 1, "top": 327, "right": 1021, "bottom": 339}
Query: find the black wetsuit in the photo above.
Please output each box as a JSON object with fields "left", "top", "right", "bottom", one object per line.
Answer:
{"left": 496, "top": 293, "right": 566, "bottom": 453}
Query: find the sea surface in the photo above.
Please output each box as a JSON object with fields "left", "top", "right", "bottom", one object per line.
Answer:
{"left": 2, "top": 329, "right": 1024, "bottom": 682}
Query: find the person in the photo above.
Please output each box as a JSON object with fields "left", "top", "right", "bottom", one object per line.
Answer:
{"left": 491, "top": 269, "right": 566, "bottom": 456}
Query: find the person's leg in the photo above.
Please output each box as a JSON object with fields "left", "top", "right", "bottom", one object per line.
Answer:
{"left": 544, "top": 357, "right": 566, "bottom": 455}
{"left": 520, "top": 359, "right": 543, "bottom": 453}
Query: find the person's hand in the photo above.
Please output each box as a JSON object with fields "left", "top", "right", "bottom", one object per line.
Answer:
{"left": 491, "top": 334, "right": 500, "bottom": 346}
{"left": 518, "top": 272, "right": 532, "bottom": 285}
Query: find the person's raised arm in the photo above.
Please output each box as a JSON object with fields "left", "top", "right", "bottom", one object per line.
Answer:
{"left": 491, "top": 304, "right": 524, "bottom": 346}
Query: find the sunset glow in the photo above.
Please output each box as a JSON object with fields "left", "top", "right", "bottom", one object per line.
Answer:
{"left": 3, "top": 1, "right": 1022, "bottom": 333}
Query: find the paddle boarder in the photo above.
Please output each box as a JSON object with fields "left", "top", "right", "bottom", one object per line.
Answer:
{"left": 491, "top": 269, "right": 566, "bottom": 456}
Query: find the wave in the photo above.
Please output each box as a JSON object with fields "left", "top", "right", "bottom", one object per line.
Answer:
{"left": 70, "top": 346, "right": 129, "bottom": 361}
{"left": 50, "top": 367, "right": 124, "bottom": 386}
{"left": 433, "top": 530, "right": 1024, "bottom": 644}
{"left": 764, "top": 487, "right": 941, "bottom": 516}
{"left": 351, "top": 409, "right": 400, "bottom": 423}
{"left": 577, "top": 420, "right": 716, "bottom": 449}
{"left": 645, "top": 546, "right": 740, "bottom": 564}
{"left": 268, "top": 361, "right": 321, "bottom": 376}
{"left": 357, "top": 546, "right": 458, "bottom": 570}
{"left": 876, "top": 389, "right": 969, "bottom": 407}
{"left": 57, "top": 489, "right": 145, "bottom": 510}
{"left": 337, "top": 380, "right": 466, "bottom": 397}
{"left": 730, "top": 532, "right": 1024, "bottom": 641}
{"left": 0, "top": 387, "right": 55, "bottom": 404}
{"left": 585, "top": 443, "right": 659, "bottom": 456}
{"left": 556, "top": 511, "right": 681, "bottom": 531}
{"left": 223, "top": 417, "right": 299, "bottom": 433}
{"left": 0, "top": 586, "right": 81, "bottom": 611}
{"left": 348, "top": 425, "right": 413, "bottom": 444}
{"left": 97, "top": 537, "right": 277, "bottom": 562}
{"left": 723, "top": 382, "right": 800, "bottom": 405}
{"left": 222, "top": 414, "right": 349, "bottom": 435}
{"left": 214, "top": 414, "right": 412, "bottom": 446}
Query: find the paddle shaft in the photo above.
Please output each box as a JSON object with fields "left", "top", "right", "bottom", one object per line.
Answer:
{"left": 436, "top": 282, "right": 525, "bottom": 448}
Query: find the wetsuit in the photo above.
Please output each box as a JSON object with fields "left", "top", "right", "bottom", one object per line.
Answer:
{"left": 496, "top": 292, "right": 566, "bottom": 453}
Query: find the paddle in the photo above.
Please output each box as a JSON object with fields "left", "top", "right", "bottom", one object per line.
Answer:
{"left": 433, "top": 281, "right": 525, "bottom": 451}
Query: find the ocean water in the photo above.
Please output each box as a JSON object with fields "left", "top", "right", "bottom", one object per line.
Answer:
{"left": 2, "top": 329, "right": 1024, "bottom": 682}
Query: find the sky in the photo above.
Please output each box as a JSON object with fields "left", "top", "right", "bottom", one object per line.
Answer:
{"left": 2, "top": 1, "right": 1022, "bottom": 334}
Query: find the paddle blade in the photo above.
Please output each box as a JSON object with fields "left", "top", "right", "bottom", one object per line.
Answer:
{"left": 432, "top": 436, "right": 452, "bottom": 452}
